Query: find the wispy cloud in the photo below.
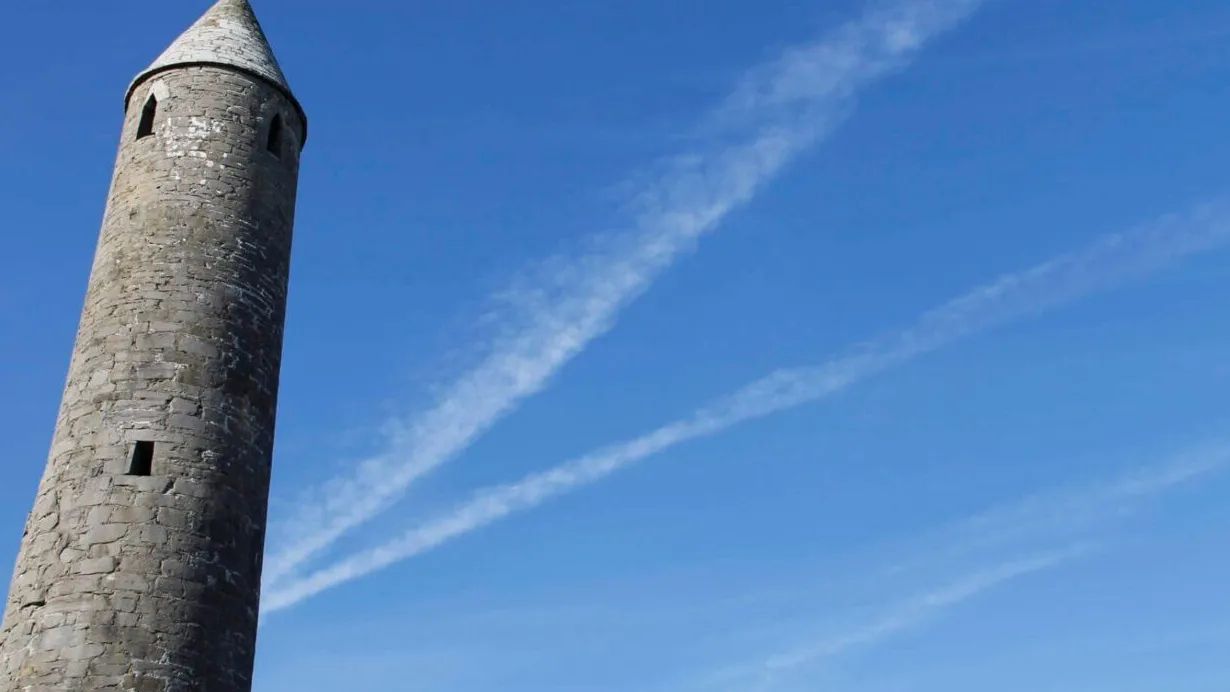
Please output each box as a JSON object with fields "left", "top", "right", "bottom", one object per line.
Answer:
{"left": 953, "top": 441, "right": 1230, "bottom": 548}
{"left": 745, "top": 550, "right": 1082, "bottom": 691}
{"left": 263, "top": 0, "right": 988, "bottom": 587}
{"left": 680, "top": 441, "right": 1230, "bottom": 692}
{"left": 263, "top": 197, "right": 1230, "bottom": 612}
{"left": 855, "top": 438, "right": 1230, "bottom": 582}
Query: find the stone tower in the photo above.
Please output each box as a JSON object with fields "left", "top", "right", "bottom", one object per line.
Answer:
{"left": 0, "top": 1, "right": 305, "bottom": 689}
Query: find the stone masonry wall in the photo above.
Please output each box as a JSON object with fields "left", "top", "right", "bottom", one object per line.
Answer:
{"left": 0, "top": 65, "right": 303, "bottom": 691}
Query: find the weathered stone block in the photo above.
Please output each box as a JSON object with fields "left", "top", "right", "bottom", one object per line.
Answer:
{"left": 83, "top": 523, "right": 129, "bottom": 547}
{"left": 77, "top": 557, "right": 119, "bottom": 576}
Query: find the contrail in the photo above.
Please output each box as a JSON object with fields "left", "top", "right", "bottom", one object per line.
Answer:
{"left": 679, "top": 440, "right": 1230, "bottom": 692}
{"left": 262, "top": 0, "right": 989, "bottom": 587}
{"left": 262, "top": 197, "right": 1230, "bottom": 612}
{"left": 682, "top": 552, "right": 1075, "bottom": 692}
{"left": 754, "top": 549, "right": 1082, "bottom": 684}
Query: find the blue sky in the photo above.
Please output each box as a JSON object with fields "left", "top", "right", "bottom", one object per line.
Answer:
{"left": 3, "top": 0, "right": 1230, "bottom": 689}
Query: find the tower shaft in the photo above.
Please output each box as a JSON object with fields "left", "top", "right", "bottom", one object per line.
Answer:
{"left": 0, "top": 2, "right": 305, "bottom": 690}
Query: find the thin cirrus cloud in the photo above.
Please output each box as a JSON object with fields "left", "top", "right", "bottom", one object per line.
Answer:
{"left": 668, "top": 557, "right": 1074, "bottom": 692}
{"left": 262, "top": 197, "right": 1230, "bottom": 612}
{"left": 261, "top": 0, "right": 989, "bottom": 587}
{"left": 746, "top": 550, "right": 1084, "bottom": 692}
{"left": 682, "top": 442, "right": 1230, "bottom": 692}
{"left": 860, "top": 438, "right": 1230, "bottom": 582}
{"left": 763, "top": 459, "right": 1229, "bottom": 679}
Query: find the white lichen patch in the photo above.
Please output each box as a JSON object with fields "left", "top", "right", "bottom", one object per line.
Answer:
{"left": 162, "top": 117, "right": 225, "bottom": 160}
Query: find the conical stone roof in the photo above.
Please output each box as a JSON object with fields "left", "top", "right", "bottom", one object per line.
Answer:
{"left": 127, "top": 0, "right": 305, "bottom": 136}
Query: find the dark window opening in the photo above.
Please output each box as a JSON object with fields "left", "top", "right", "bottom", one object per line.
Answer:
{"left": 137, "top": 95, "right": 158, "bottom": 139}
{"left": 129, "top": 441, "right": 155, "bottom": 476}
{"left": 266, "top": 114, "right": 283, "bottom": 157}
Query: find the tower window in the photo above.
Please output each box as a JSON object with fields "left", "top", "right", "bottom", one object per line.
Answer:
{"left": 266, "top": 114, "right": 283, "bottom": 158}
{"left": 128, "top": 441, "right": 155, "bottom": 476}
{"left": 136, "top": 95, "right": 158, "bottom": 140}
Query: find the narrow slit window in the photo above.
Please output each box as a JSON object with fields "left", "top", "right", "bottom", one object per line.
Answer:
{"left": 136, "top": 95, "right": 158, "bottom": 140}
{"left": 129, "top": 441, "right": 155, "bottom": 476}
{"left": 266, "top": 114, "right": 283, "bottom": 157}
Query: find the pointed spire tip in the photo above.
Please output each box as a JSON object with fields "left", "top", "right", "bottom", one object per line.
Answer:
{"left": 129, "top": 0, "right": 296, "bottom": 104}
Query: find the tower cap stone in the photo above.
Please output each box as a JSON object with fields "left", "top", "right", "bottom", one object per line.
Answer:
{"left": 127, "top": 0, "right": 307, "bottom": 142}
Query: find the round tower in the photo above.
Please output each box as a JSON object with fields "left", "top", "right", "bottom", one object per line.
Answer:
{"left": 0, "top": 1, "right": 306, "bottom": 689}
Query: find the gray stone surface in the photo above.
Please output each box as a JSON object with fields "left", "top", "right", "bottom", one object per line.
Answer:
{"left": 131, "top": 0, "right": 293, "bottom": 108}
{"left": 0, "top": 1, "right": 305, "bottom": 689}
